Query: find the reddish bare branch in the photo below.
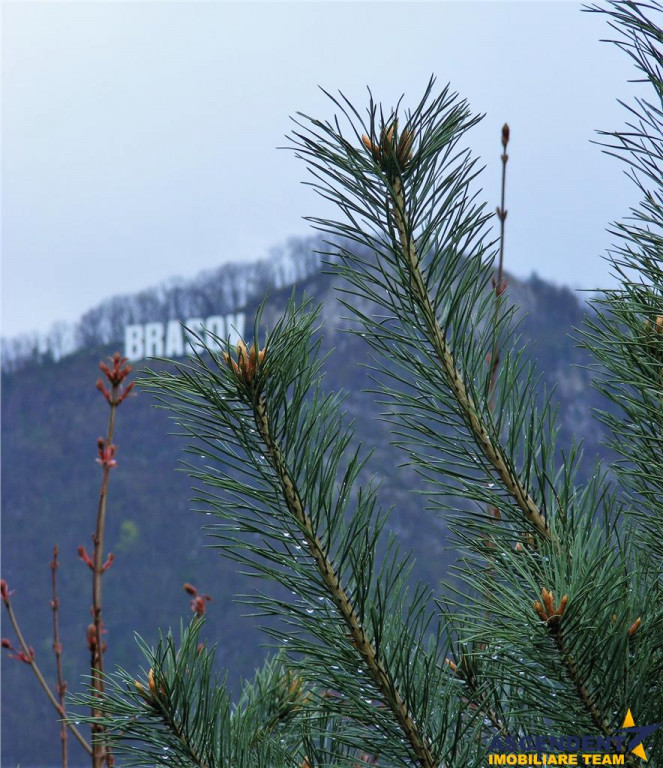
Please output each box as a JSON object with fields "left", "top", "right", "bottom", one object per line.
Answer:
{"left": 50, "top": 546, "right": 69, "bottom": 768}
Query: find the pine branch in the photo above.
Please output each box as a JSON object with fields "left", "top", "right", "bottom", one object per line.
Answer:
{"left": 253, "top": 392, "right": 437, "bottom": 768}
{"left": 388, "top": 171, "right": 553, "bottom": 546}
{"left": 140, "top": 303, "right": 468, "bottom": 765}
{"left": 72, "top": 620, "right": 318, "bottom": 768}
{"left": 288, "top": 82, "right": 571, "bottom": 555}
{"left": 581, "top": 0, "right": 663, "bottom": 565}
{"left": 534, "top": 589, "right": 640, "bottom": 767}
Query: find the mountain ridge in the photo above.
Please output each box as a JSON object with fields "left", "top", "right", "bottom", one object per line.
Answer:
{"left": 2, "top": 239, "right": 611, "bottom": 766}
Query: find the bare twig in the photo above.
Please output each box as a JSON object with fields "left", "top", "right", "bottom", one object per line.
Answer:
{"left": 1, "top": 581, "right": 92, "bottom": 755}
{"left": 487, "top": 124, "right": 510, "bottom": 525}
{"left": 50, "top": 546, "right": 68, "bottom": 768}
{"left": 89, "top": 353, "right": 133, "bottom": 768}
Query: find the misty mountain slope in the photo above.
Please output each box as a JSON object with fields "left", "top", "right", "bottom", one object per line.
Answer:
{"left": 2, "top": 247, "right": 612, "bottom": 766}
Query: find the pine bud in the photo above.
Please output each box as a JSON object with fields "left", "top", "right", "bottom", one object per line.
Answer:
{"left": 628, "top": 617, "right": 641, "bottom": 637}
{"left": 534, "top": 589, "right": 568, "bottom": 623}
{"left": 224, "top": 341, "right": 266, "bottom": 385}
{"left": 134, "top": 679, "right": 150, "bottom": 700}
{"left": 362, "top": 122, "right": 414, "bottom": 172}
{"left": 542, "top": 588, "right": 555, "bottom": 618}
{"left": 556, "top": 595, "right": 569, "bottom": 616}
{"left": 362, "top": 134, "right": 382, "bottom": 163}
{"left": 502, "top": 123, "right": 510, "bottom": 148}
{"left": 361, "top": 134, "right": 373, "bottom": 152}
{"left": 148, "top": 668, "right": 157, "bottom": 696}
{"left": 396, "top": 128, "right": 414, "bottom": 165}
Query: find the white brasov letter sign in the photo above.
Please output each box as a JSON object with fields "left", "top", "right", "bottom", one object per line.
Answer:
{"left": 124, "top": 313, "right": 246, "bottom": 362}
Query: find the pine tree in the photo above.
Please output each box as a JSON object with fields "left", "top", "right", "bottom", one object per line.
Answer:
{"left": 74, "top": 2, "right": 663, "bottom": 765}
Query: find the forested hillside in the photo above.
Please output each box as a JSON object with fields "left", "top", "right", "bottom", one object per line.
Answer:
{"left": 2, "top": 239, "right": 610, "bottom": 766}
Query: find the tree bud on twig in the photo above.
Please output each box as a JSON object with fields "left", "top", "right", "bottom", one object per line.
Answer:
{"left": 134, "top": 679, "right": 148, "bottom": 698}
{"left": 9, "top": 647, "right": 35, "bottom": 664}
{"left": 78, "top": 546, "right": 95, "bottom": 570}
{"left": 96, "top": 379, "right": 112, "bottom": 404}
{"left": 99, "top": 352, "right": 132, "bottom": 386}
{"left": 148, "top": 668, "right": 157, "bottom": 696}
{"left": 534, "top": 589, "right": 568, "bottom": 624}
{"left": 362, "top": 121, "right": 414, "bottom": 172}
{"left": 223, "top": 341, "right": 266, "bottom": 386}
{"left": 96, "top": 442, "right": 118, "bottom": 469}
{"left": 0, "top": 579, "right": 12, "bottom": 605}
{"left": 184, "top": 582, "right": 212, "bottom": 616}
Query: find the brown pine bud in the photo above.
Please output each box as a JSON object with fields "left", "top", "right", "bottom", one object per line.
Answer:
{"left": 224, "top": 341, "right": 266, "bottom": 385}
{"left": 396, "top": 128, "right": 414, "bottom": 165}
{"left": 502, "top": 123, "right": 510, "bottom": 148}
{"left": 628, "top": 617, "right": 641, "bottom": 637}
{"left": 556, "top": 595, "right": 569, "bottom": 617}
{"left": 362, "top": 134, "right": 381, "bottom": 163}
{"left": 533, "top": 600, "right": 546, "bottom": 621}
{"left": 542, "top": 588, "right": 555, "bottom": 618}
{"left": 134, "top": 679, "right": 148, "bottom": 699}
{"left": 148, "top": 668, "right": 157, "bottom": 696}
{"left": 236, "top": 340, "right": 248, "bottom": 370}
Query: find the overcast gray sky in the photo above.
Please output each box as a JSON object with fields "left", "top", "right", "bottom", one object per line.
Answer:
{"left": 2, "top": 1, "right": 642, "bottom": 338}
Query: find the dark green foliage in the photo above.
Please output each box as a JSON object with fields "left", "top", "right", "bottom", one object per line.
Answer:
{"left": 6, "top": 2, "right": 663, "bottom": 766}
{"left": 1, "top": 264, "right": 596, "bottom": 767}
{"left": 582, "top": 0, "right": 663, "bottom": 563}
{"left": 71, "top": 619, "right": 311, "bottom": 768}
{"left": 84, "top": 2, "right": 663, "bottom": 761}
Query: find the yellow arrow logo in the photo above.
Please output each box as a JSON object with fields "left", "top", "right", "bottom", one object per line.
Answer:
{"left": 622, "top": 710, "right": 648, "bottom": 761}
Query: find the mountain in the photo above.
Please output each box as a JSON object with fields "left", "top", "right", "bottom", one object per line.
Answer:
{"left": 1, "top": 239, "right": 611, "bottom": 766}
